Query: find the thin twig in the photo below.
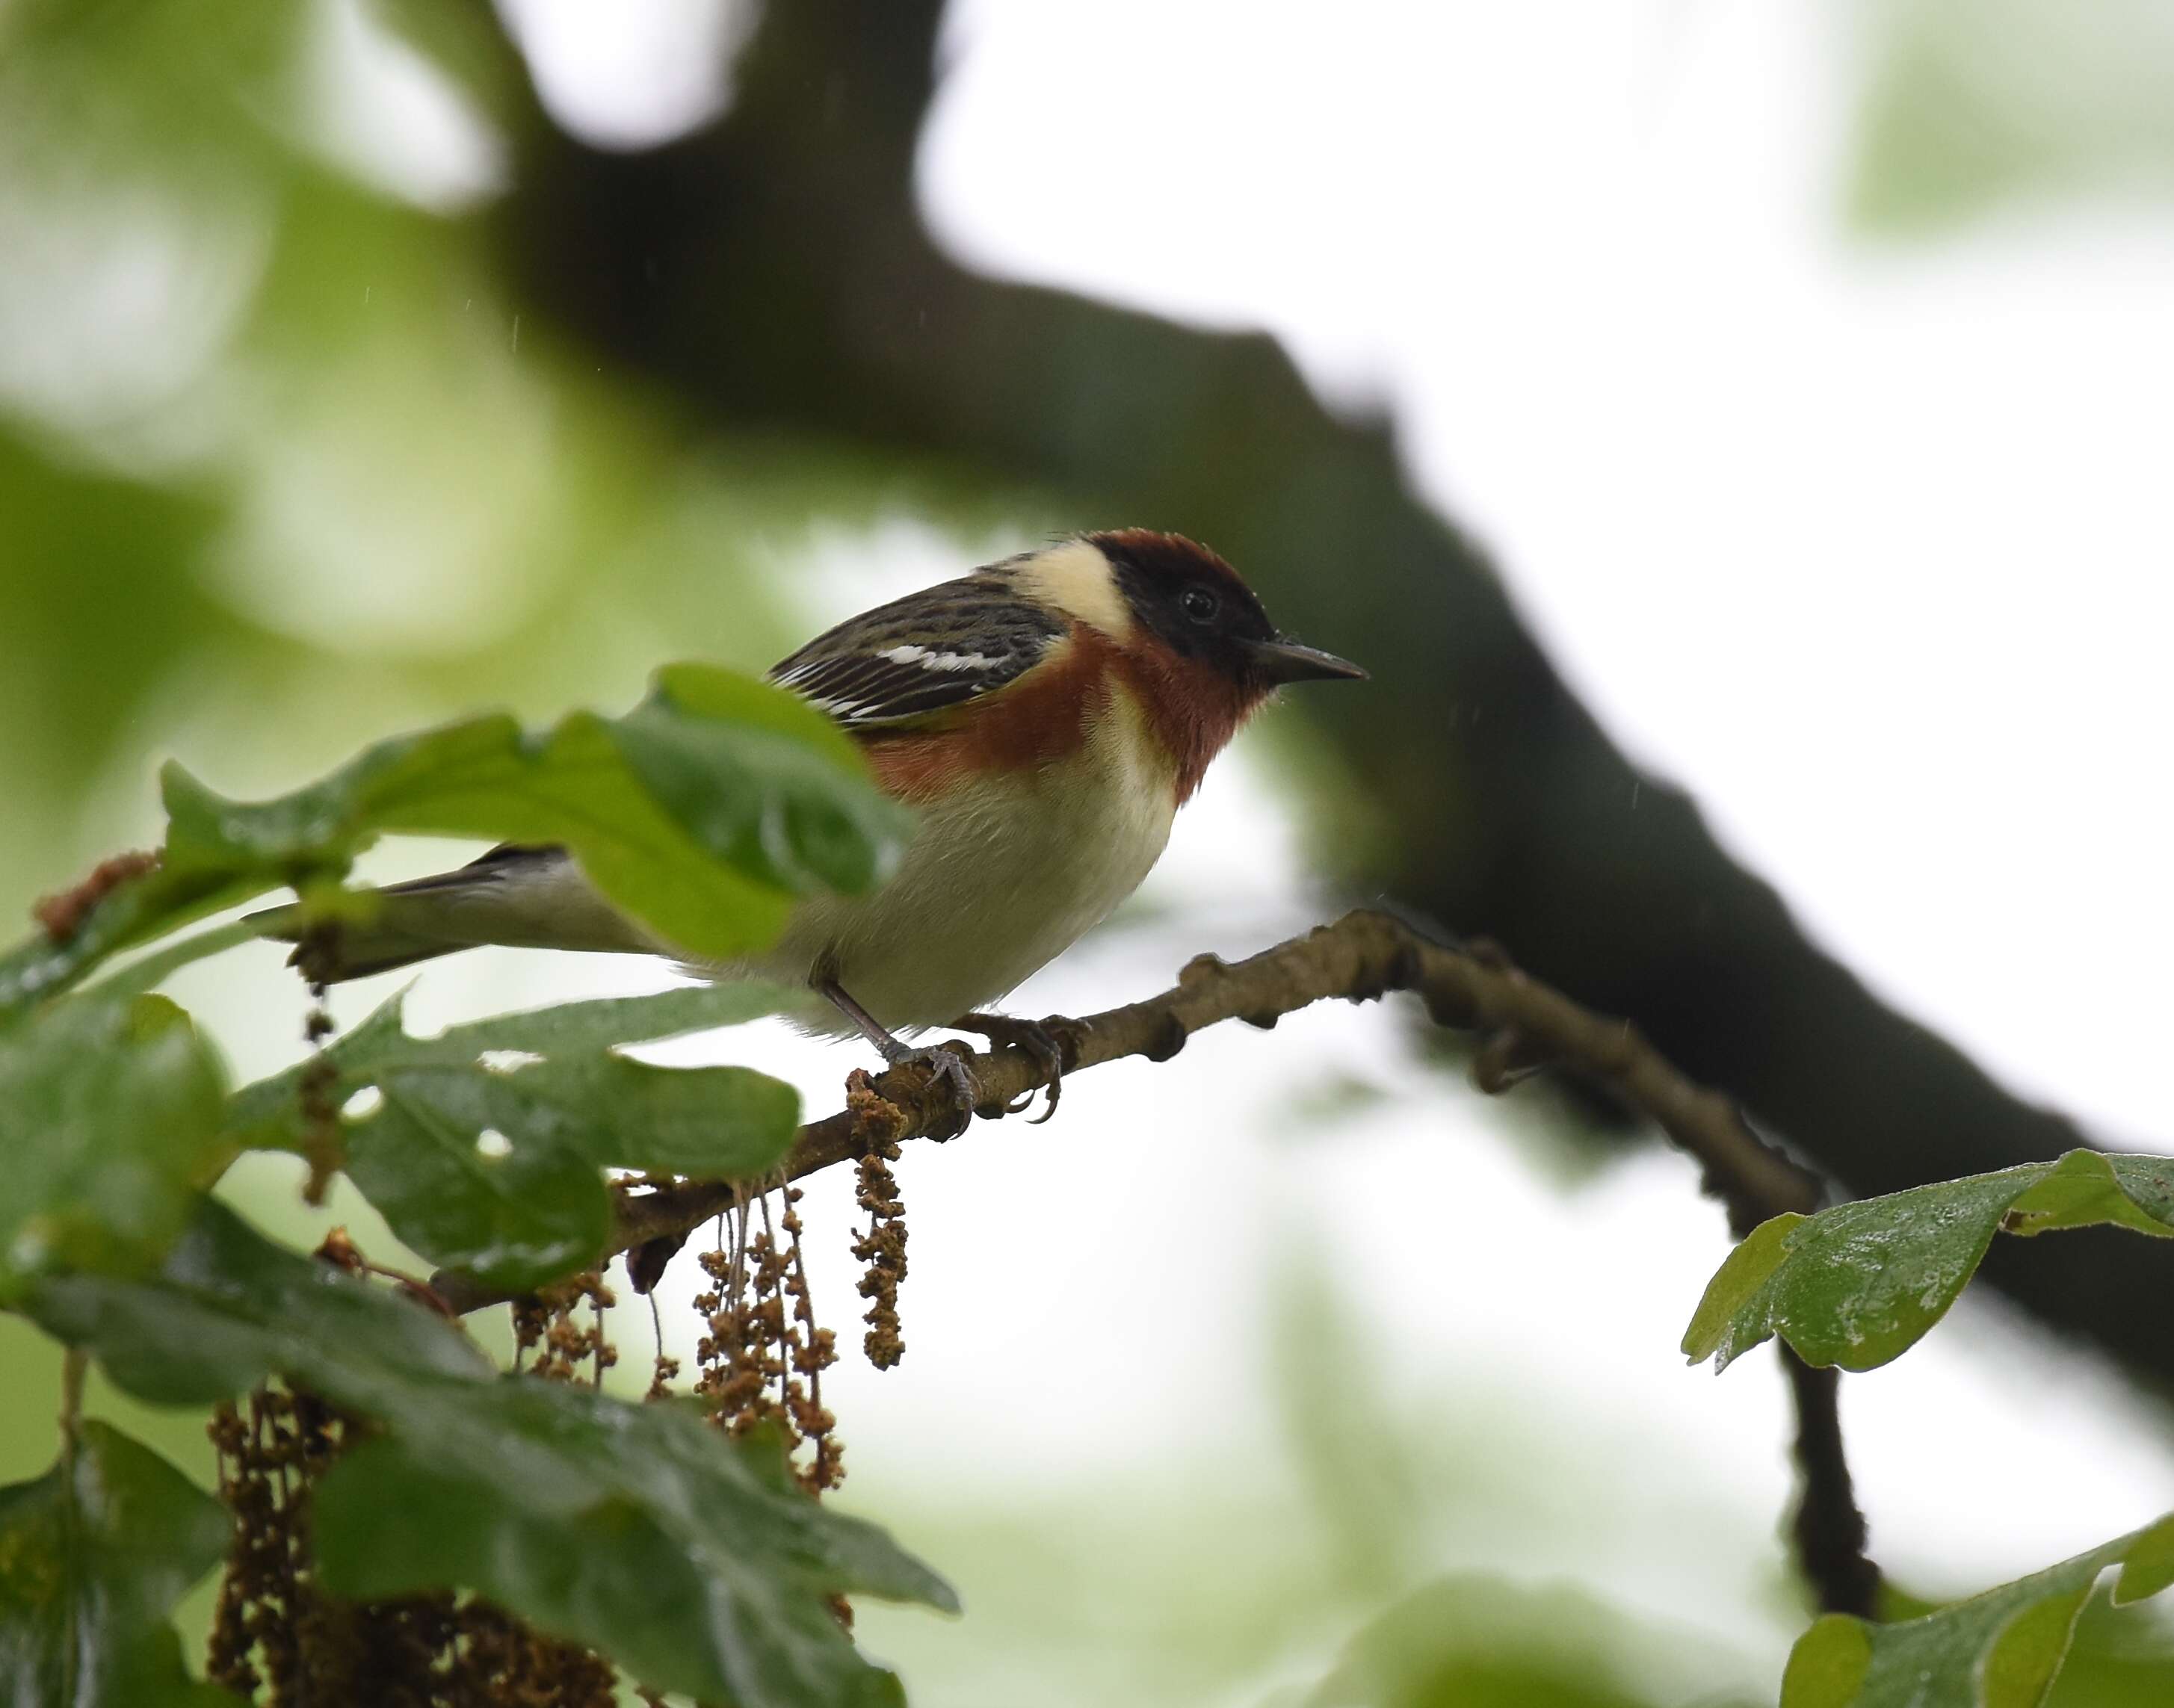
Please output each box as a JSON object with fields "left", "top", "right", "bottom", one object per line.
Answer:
{"left": 429, "top": 907, "right": 1876, "bottom": 1609}
{"left": 58, "top": 1348, "right": 87, "bottom": 1444}
{"left": 1780, "top": 1352, "right": 1881, "bottom": 1616}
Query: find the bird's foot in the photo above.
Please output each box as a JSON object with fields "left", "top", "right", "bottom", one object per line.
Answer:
{"left": 949, "top": 1012, "right": 1088, "bottom": 1122}
{"left": 876, "top": 1038, "right": 980, "bottom": 1114}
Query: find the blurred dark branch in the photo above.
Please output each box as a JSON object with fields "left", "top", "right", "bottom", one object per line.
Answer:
{"left": 1783, "top": 1354, "right": 1880, "bottom": 1618}
{"left": 485, "top": 0, "right": 2173, "bottom": 1397}
{"left": 432, "top": 909, "right": 1879, "bottom": 1612}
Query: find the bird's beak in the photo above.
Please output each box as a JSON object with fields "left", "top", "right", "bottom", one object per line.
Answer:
{"left": 1247, "top": 635, "right": 1368, "bottom": 684}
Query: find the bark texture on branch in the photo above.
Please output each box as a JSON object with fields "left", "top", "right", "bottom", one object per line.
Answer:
{"left": 431, "top": 909, "right": 1816, "bottom": 1314}
{"left": 430, "top": 909, "right": 1877, "bottom": 1614}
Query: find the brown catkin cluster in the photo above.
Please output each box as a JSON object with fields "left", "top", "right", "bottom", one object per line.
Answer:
{"left": 434, "top": 1602, "right": 618, "bottom": 1707}
{"left": 691, "top": 1187, "right": 843, "bottom": 1494}
{"left": 207, "top": 1384, "right": 344, "bottom": 1701}
{"left": 30, "top": 847, "right": 158, "bottom": 940}
{"left": 207, "top": 1384, "right": 620, "bottom": 1707}
{"left": 296, "top": 974, "right": 341, "bottom": 1209}
{"left": 850, "top": 1145, "right": 908, "bottom": 1371}
{"left": 645, "top": 1337, "right": 682, "bottom": 1402}
{"left": 512, "top": 1272, "right": 618, "bottom": 1385}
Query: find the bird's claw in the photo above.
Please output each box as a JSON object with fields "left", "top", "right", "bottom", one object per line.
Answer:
{"left": 950, "top": 1012, "right": 1086, "bottom": 1122}
{"left": 880, "top": 1040, "right": 979, "bottom": 1114}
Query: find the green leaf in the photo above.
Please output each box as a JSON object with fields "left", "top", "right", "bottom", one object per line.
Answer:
{"left": 224, "top": 983, "right": 802, "bottom": 1290}
{"left": 2003, "top": 1152, "right": 2174, "bottom": 1239}
{"left": 2041, "top": 1570, "right": 2174, "bottom": 1708}
{"left": 368, "top": 977, "right": 808, "bottom": 1061}
{"left": 0, "top": 1421, "right": 236, "bottom": 1708}
{"left": 161, "top": 708, "right": 795, "bottom": 962}
{"left": 2113, "top": 1515, "right": 2174, "bottom": 1607}
{"left": 227, "top": 976, "right": 806, "bottom": 1139}
{"left": 0, "top": 991, "right": 232, "bottom": 1304}
{"left": 1781, "top": 1516, "right": 2174, "bottom": 1708}
{"left": 0, "top": 867, "right": 262, "bottom": 1019}
{"left": 314, "top": 1404, "right": 948, "bottom": 1708}
{"left": 343, "top": 1068, "right": 614, "bottom": 1291}
{"left": 1, "top": 666, "right": 908, "bottom": 1019}
{"left": 1683, "top": 1150, "right": 2174, "bottom": 1373}
{"left": 612, "top": 663, "right": 912, "bottom": 898}
{"left": 28, "top": 1198, "right": 495, "bottom": 1406}
{"left": 164, "top": 666, "right": 907, "bottom": 962}
{"left": 30, "top": 1202, "right": 954, "bottom": 1706}
{"left": 1679, "top": 1212, "right": 1808, "bottom": 1374}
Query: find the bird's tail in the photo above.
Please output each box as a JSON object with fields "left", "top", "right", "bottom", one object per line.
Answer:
{"left": 247, "top": 900, "right": 465, "bottom": 984}
{"left": 247, "top": 844, "right": 650, "bottom": 984}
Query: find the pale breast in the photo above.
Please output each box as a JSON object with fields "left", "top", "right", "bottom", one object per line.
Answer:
{"left": 744, "top": 688, "right": 1179, "bottom": 1033}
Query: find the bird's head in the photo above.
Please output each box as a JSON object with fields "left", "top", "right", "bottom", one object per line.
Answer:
{"left": 1010, "top": 528, "right": 1364, "bottom": 800}
{"left": 1087, "top": 527, "right": 1365, "bottom": 697}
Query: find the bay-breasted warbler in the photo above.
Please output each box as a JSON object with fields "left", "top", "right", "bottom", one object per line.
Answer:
{"left": 271, "top": 530, "right": 1363, "bottom": 1101}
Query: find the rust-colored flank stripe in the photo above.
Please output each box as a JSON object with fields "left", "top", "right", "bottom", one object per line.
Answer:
{"left": 859, "top": 623, "right": 1117, "bottom": 803}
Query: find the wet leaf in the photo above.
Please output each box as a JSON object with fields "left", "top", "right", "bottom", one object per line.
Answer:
{"left": 0, "top": 1421, "right": 235, "bottom": 1708}
{"left": 223, "top": 975, "right": 803, "bottom": 1144}
{"left": 159, "top": 693, "right": 815, "bottom": 962}
{"left": 0, "top": 867, "right": 261, "bottom": 1018}
{"left": 224, "top": 983, "right": 801, "bottom": 1290}
{"left": 0, "top": 991, "right": 231, "bottom": 1304}
{"left": 1684, "top": 1150, "right": 2174, "bottom": 1373}
{"left": 610, "top": 663, "right": 912, "bottom": 898}
{"left": 29, "top": 1202, "right": 954, "bottom": 1706}
{"left": 1, "top": 666, "right": 907, "bottom": 1016}
{"left": 315, "top": 1401, "right": 950, "bottom": 1708}
{"left": 1781, "top": 1515, "right": 2174, "bottom": 1708}
{"left": 27, "top": 1198, "right": 494, "bottom": 1407}
{"left": 362, "top": 976, "right": 808, "bottom": 1061}
{"left": 342, "top": 1068, "right": 614, "bottom": 1290}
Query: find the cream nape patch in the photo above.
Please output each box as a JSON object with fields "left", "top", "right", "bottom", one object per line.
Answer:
{"left": 1014, "top": 539, "right": 1136, "bottom": 639}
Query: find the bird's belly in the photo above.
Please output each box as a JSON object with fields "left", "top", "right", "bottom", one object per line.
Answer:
{"left": 744, "top": 741, "right": 1177, "bottom": 1033}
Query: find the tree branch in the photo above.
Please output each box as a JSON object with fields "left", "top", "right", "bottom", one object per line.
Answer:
{"left": 430, "top": 908, "right": 1878, "bottom": 1612}
{"left": 1782, "top": 1353, "right": 1881, "bottom": 1617}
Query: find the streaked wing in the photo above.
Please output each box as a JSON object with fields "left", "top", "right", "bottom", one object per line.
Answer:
{"left": 769, "top": 574, "right": 1064, "bottom": 730}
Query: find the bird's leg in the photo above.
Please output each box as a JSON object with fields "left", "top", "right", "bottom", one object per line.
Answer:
{"left": 816, "top": 977, "right": 978, "bottom": 1111}
{"left": 948, "top": 1012, "right": 1089, "bottom": 1123}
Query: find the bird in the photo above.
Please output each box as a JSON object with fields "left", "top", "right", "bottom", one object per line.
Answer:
{"left": 262, "top": 530, "right": 1364, "bottom": 1107}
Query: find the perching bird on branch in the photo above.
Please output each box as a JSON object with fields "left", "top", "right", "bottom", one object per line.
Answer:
{"left": 260, "top": 530, "right": 1363, "bottom": 1102}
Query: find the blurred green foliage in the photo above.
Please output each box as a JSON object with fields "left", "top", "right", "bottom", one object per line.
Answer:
{"left": 1852, "top": 0, "right": 2174, "bottom": 232}
{"left": 0, "top": 0, "right": 986, "bottom": 933}
{"left": 1305, "top": 1576, "right": 1753, "bottom": 1708}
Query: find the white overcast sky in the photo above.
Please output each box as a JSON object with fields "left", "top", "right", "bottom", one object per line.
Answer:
{"left": 262, "top": 0, "right": 2174, "bottom": 1695}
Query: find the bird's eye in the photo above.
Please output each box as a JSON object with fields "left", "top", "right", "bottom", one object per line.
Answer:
{"left": 1180, "top": 587, "right": 1219, "bottom": 624}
